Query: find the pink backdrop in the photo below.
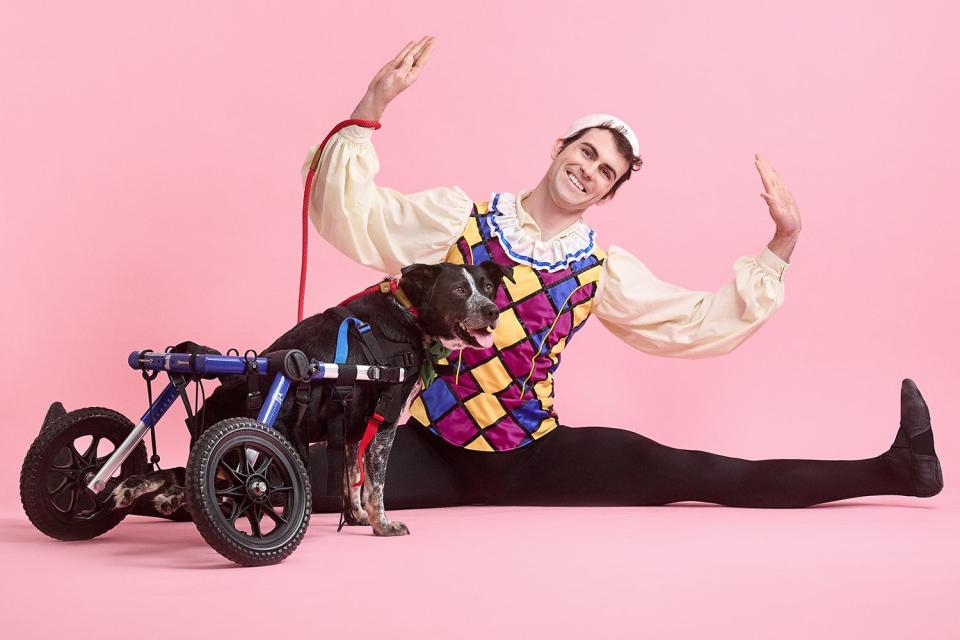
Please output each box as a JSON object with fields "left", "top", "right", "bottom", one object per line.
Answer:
{"left": 3, "top": 2, "right": 959, "bottom": 637}
{"left": 2, "top": 1, "right": 957, "bottom": 503}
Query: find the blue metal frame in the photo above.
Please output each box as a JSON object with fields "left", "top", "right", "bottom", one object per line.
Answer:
{"left": 129, "top": 352, "right": 295, "bottom": 430}
{"left": 133, "top": 373, "right": 293, "bottom": 432}
{"left": 127, "top": 351, "right": 271, "bottom": 378}
{"left": 258, "top": 374, "right": 291, "bottom": 427}
{"left": 87, "top": 348, "right": 407, "bottom": 494}
{"left": 140, "top": 382, "right": 181, "bottom": 428}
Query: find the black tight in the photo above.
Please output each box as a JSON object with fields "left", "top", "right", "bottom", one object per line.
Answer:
{"left": 309, "top": 422, "right": 916, "bottom": 511}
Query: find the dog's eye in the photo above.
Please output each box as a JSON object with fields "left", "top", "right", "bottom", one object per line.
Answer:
{"left": 453, "top": 286, "right": 466, "bottom": 296}
{"left": 484, "top": 283, "right": 494, "bottom": 294}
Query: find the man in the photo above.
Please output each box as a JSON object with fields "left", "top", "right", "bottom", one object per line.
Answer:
{"left": 305, "top": 36, "right": 942, "bottom": 518}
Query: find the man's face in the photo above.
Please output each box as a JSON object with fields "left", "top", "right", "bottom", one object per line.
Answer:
{"left": 547, "top": 127, "right": 631, "bottom": 211}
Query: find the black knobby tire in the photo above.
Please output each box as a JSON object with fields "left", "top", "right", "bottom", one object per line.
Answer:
{"left": 20, "top": 407, "right": 149, "bottom": 541}
{"left": 184, "top": 418, "right": 311, "bottom": 567}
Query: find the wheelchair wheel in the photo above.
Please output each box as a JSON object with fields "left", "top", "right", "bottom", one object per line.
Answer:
{"left": 184, "top": 417, "right": 311, "bottom": 567}
{"left": 20, "top": 407, "right": 149, "bottom": 541}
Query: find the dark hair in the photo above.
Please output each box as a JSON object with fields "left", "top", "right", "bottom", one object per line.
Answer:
{"left": 559, "top": 123, "right": 643, "bottom": 198}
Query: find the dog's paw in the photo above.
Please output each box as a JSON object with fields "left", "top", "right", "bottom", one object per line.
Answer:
{"left": 112, "top": 474, "right": 167, "bottom": 510}
{"left": 153, "top": 486, "right": 185, "bottom": 516}
{"left": 111, "top": 483, "right": 138, "bottom": 509}
{"left": 342, "top": 508, "right": 370, "bottom": 526}
{"left": 372, "top": 520, "right": 410, "bottom": 537}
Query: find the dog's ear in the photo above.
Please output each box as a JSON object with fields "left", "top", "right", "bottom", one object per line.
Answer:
{"left": 399, "top": 263, "right": 441, "bottom": 307}
{"left": 479, "top": 260, "right": 515, "bottom": 285}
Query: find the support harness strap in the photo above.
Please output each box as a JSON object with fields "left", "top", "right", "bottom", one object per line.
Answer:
{"left": 326, "top": 307, "right": 414, "bottom": 492}
{"left": 335, "top": 317, "right": 372, "bottom": 364}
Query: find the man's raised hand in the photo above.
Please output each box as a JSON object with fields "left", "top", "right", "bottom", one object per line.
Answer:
{"left": 351, "top": 37, "right": 437, "bottom": 121}
{"left": 756, "top": 154, "right": 802, "bottom": 262}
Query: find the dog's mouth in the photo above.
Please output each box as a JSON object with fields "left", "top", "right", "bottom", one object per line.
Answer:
{"left": 456, "top": 319, "right": 498, "bottom": 349}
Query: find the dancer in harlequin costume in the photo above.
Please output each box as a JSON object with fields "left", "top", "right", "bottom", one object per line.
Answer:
{"left": 307, "top": 37, "right": 943, "bottom": 510}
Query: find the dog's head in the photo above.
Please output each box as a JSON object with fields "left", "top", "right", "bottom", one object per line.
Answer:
{"left": 398, "top": 261, "right": 514, "bottom": 350}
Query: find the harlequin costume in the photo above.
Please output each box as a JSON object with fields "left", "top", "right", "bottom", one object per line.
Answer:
{"left": 303, "top": 119, "right": 942, "bottom": 509}
{"left": 407, "top": 193, "right": 608, "bottom": 451}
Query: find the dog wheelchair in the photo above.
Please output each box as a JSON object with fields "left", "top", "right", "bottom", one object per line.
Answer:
{"left": 19, "top": 344, "right": 408, "bottom": 566}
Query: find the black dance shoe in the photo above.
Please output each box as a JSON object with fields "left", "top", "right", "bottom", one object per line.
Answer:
{"left": 890, "top": 379, "right": 943, "bottom": 498}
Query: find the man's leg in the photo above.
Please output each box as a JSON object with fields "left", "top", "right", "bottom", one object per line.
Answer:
{"left": 508, "top": 427, "right": 912, "bottom": 507}
{"left": 499, "top": 380, "right": 941, "bottom": 508}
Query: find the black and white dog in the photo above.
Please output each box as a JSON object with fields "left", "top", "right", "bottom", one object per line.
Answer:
{"left": 113, "top": 261, "right": 512, "bottom": 536}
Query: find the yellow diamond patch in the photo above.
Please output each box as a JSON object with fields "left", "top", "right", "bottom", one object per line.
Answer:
{"left": 548, "top": 336, "right": 567, "bottom": 356}
{"left": 572, "top": 300, "right": 592, "bottom": 329}
{"left": 576, "top": 264, "right": 602, "bottom": 286}
{"left": 472, "top": 357, "right": 513, "bottom": 394}
{"left": 463, "top": 393, "right": 507, "bottom": 428}
{"left": 409, "top": 397, "right": 428, "bottom": 426}
{"left": 493, "top": 308, "right": 525, "bottom": 349}
{"left": 445, "top": 245, "right": 465, "bottom": 265}
{"left": 531, "top": 417, "right": 558, "bottom": 439}
{"left": 533, "top": 377, "right": 554, "bottom": 409}
{"left": 462, "top": 218, "right": 483, "bottom": 247}
{"left": 504, "top": 265, "right": 541, "bottom": 301}
{"left": 464, "top": 435, "right": 494, "bottom": 452}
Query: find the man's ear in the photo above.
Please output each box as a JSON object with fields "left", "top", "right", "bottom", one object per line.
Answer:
{"left": 399, "top": 263, "right": 440, "bottom": 306}
{"left": 551, "top": 139, "right": 565, "bottom": 160}
{"left": 480, "top": 260, "right": 515, "bottom": 285}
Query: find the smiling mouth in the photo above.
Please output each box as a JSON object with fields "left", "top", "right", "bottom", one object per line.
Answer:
{"left": 566, "top": 170, "right": 586, "bottom": 193}
{"left": 457, "top": 320, "right": 498, "bottom": 349}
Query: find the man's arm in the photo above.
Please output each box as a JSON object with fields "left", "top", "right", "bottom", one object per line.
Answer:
{"left": 305, "top": 37, "right": 472, "bottom": 273}
{"left": 593, "top": 245, "right": 789, "bottom": 358}
{"left": 593, "top": 155, "right": 799, "bottom": 357}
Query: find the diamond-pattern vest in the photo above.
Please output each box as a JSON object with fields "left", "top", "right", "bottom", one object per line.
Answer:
{"left": 408, "top": 195, "right": 606, "bottom": 451}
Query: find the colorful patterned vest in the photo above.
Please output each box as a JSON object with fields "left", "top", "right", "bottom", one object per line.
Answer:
{"left": 408, "top": 192, "right": 606, "bottom": 451}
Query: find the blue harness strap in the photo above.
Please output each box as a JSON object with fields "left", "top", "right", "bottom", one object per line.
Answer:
{"left": 334, "top": 317, "right": 371, "bottom": 364}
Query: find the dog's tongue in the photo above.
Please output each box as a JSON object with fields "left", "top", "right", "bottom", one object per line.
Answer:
{"left": 474, "top": 331, "right": 495, "bottom": 349}
{"left": 468, "top": 327, "right": 495, "bottom": 349}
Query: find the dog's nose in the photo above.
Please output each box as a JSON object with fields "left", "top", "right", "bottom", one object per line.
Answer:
{"left": 481, "top": 305, "right": 499, "bottom": 324}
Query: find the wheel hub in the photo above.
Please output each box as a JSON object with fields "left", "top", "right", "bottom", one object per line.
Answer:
{"left": 247, "top": 477, "right": 269, "bottom": 502}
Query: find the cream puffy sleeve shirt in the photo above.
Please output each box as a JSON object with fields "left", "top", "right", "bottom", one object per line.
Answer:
{"left": 304, "top": 125, "right": 790, "bottom": 358}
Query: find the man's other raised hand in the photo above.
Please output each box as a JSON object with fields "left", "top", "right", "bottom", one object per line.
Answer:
{"left": 351, "top": 36, "right": 437, "bottom": 121}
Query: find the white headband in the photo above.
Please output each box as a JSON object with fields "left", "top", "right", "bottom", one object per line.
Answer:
{"left": 562, "top": 113, "right": 641, "bottom": 158}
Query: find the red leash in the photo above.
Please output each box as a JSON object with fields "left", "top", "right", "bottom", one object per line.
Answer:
{"left": 337, "top": 277, "right": 420, "bottom": 319}
{"left": 337, "top": 281, "right": 385, "bottom": 307}
{"left": 299, "top": 118, "right": 381, "bottom": 323}
{"left": 298, "top": 118, "right": 392, "bottom": 490}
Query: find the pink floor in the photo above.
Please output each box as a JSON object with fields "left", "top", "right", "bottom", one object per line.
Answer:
{"left": 3, "top": 497, "right": 957, "bottom": 639}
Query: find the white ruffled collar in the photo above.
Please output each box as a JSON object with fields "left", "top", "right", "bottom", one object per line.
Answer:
{"left": 486, "top": 192, "right": 596, "bottom": 272}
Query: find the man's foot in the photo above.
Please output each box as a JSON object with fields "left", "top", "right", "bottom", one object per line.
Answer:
{"left": 888, "top": 379, "right": 943, "bottom": 497}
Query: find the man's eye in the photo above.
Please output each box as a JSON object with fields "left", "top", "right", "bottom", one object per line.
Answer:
{"left": 581, "top": 148, "right": 591, "bottom": 158}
